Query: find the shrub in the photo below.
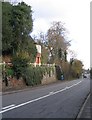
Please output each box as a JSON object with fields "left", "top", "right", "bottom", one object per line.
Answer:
{"left": 6, "top": 66, "right": 14, "bottom": 78}
{"left": 12, "top": 56, "right": 29, "bottom": 79}
{"left": 11, "top": 57, "right": 56, "bottom": 86}
{"left": 55, "top": 65, "right": 62, "bottom": 80}
{"left": 22, "top": 66, "right": 43, "bottom": 86}
{"left": 22, "top": 65, "right": 55, "bottom": 86}
{"left": 22, "top": 66, "right": 34, "bottom": 86}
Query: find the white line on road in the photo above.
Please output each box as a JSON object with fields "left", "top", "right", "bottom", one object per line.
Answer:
{"left": 53, "top": 80, "right": 82, "bottom": 94}
{"left": 49, "top": 92, "right": 54, "bottom": 95}
{"left": 0, "top": 80, "right": 82, "bottom": 114}
{"left": 2, "top": 104, "right": 15, "bottom": 110}
{"left": 0, "top": 94, "right": 50, "bottom": 114}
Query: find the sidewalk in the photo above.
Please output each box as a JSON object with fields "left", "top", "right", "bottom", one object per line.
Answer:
{"left": 77, "top": 94, "right": 91, "bottom": 119}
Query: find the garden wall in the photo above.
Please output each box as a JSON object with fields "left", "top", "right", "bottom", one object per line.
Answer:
{"left": 2, "top": 64, "right": 57, "bottom": 91}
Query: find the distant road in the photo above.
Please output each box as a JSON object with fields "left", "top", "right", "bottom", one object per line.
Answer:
{"left": 2, "top": 78, "right": 90, "bottom": 118}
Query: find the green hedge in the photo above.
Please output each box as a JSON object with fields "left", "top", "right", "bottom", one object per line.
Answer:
{"left": 22, "top": 65, "right": 55, "bottom": 86}
{"left": 11, "top": 55, "right": 55, "bottom": 86}
{"left": 12, "top": 56, "right": 29, "bottom": 79}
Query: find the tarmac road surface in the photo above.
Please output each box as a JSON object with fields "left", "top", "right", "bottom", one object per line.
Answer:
{"left": 1, "top": 78, "right": 90, "bottom": 118}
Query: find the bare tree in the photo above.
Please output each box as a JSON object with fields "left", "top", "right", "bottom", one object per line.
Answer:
{"left": 46, "top": 21, "right": 70, "bottom": 64}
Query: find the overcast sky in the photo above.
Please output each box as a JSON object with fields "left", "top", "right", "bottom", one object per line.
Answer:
{"left": 10, "top": 0, "right": 90, "bottom": 69}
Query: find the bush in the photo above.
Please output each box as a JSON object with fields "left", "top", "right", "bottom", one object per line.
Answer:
{"left": 22, "top": 66, "right": 43, "bottom": 86}
{"left": 11, "top": 56, "right": 56, "bottom": 86}
{"left": 12, "top": 56, "right": 29, "bottom": 79}
{"left": 22, "top": 66, "right": 34, "bottom": 86}
{"left": 55, "top": 65, "right": 62, "bottom": 80}
{"left": 6, "top": 66, "right": 14, "bottom": 77}
{"left": 22, "top": 65, "right": 55, "bottom": 86}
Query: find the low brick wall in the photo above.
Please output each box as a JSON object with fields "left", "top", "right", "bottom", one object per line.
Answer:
{"left": 2, "top": 65, "right": 57, "bottom": 91}
{"left": 2, "top": 77, "right": 26, "bottom": 91}
{"left": 41, "top": 74, "right": 57, "bottom": 85}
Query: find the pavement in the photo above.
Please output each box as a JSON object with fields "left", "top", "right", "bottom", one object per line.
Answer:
{"left": 76, "top": 93, "right": 91, "bottom": 119}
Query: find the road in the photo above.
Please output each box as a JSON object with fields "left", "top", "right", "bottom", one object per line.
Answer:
{"left": 1, "top": 77, "right": 90, "bottom": 118}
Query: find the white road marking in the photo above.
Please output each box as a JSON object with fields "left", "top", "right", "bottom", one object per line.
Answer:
{"left": 0, "top": 80, "right": 82, "bottom": 114}
{"left": 53, "top": 81, "right": 82, "bottom": 95}
{"left": 2, "top": 104, "right": 15, "bottom": 110}
{"left": 0, "top": 94, "right": 50, "bottom": 114}
{"left": 49, "top": 92, "right": 54, "bottom": 95}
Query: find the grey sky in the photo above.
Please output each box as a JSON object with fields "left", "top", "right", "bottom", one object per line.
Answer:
{"left": 7, "top": 0, "right": 90, "bottom": 69}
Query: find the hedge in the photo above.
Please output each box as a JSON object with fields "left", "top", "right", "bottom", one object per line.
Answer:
{"left": 22, "top": 65, "right": 55, "bottom": 86}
